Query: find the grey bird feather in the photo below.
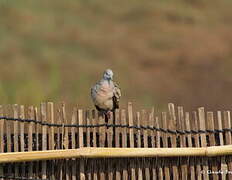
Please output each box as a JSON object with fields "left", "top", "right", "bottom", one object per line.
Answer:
{"left": 91, "top": 69, "right": 121, "bottom": 120}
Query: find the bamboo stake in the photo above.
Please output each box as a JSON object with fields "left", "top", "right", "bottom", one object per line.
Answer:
{"left": 198, "top": 107, "right": 209, "bottom": 180}
{"left": 114, "top": 109, "right": 121, "bottom": 180}
{"left": 192, "top": 111, "right": 202, "bottom": 180}
{"left": 13, "top": 105, "right": 19, "bottom": 177}
{"left": 62, "top": 103, "right": 68, "bottom": 149}
{"left": 6, "top": 105, "right": 12, "bottom": 154}
{"left": 13, "top": 105, "right": 19, "bottom": 152}
{"left": 185, "top": 112, "right": 195, "bottom": 180}
{"left": 217, "top": 111, "right": 227, "bottom": 180}
{"left": 178, "top": 106, "right": 187, "bottom": 180}
{"left": 107, "top": 112, "right": 113, "bottom": 180}
{"left": 136, "top": 111, "right": 143, "bottom": 180}
{"left": 41, "top": 103, "right": 47, "bottom": 179}
{"left": 155, "top": 116, "right": 163, "bottom": 179}
{"left": 28, "top": 106, "right": 34, "bottom": 179}
{"left": 168, "top": 103, "right": 178, "bottom": 180}
{"left": 71, "top": 108, "right": 77, "bottom": 180}
{"left": 98, "top": 111, "right": 106, "bottom": 180}
{"left": 207, "top": 112, "right": 218, "bottom": 180}
{"left": 150, "top": 109, "right": 157, "bottom": 180}
{"left": 0, "top": 106, "right": 4, "bottom": 180}
{"left": 121, "top": 109, "right": 128, "bottom": 180}
{"left": 57, "top": 108, "right": 63, "bottom": 180}
{"left": 0, "top": 106, "right": 3, "bottom": 153}
{"left": 223, "top": 110, "right": 232, "bottom": 179}
{"left": 19, "top": 105, "right": 26, "bottom": 176}
{"left": 48, "top": 102, "right": 55, "bottom": 180}
{"left": 128, "top": 102, "right": 136, "bottom": 180}
{"left": 34, "top": 107, "right": 40, "bottom": 177}
{"left": 142, "top": 109, "right": 150, "bottom": 180}
{"left": 86, "top": 110, "right": 91, "bottom": 180}
{"left": 91, "top": 110, "right": 98, "bottom": 180}
{"left": 48, "top": 102, "right": 55, "bottom": 150}
{"left": 162, "top": 112, "right": 170, "bottom": 180}
{"left": 78, "top": 109, "right": 85, "bottom": 180}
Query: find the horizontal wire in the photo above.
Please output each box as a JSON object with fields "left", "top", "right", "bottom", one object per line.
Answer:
{"left": 0, "top": 116, "right": 226, "bottom": 135}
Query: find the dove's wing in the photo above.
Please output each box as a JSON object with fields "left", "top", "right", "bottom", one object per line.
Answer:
{"left": 112, "top": 81, "right": 121, "bottom": 109}
{"left": 91, "top": 82, "right": 98, "bottom": 105}
{"left": 91, "top": 80, "right": 115, "bottom": 111}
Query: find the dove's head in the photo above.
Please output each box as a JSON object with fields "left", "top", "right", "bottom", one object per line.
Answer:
{"left": 103, "top": 69, "right": 113, "bottom": 80}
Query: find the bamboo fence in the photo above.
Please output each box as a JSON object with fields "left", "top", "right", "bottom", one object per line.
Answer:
{"left": 0, "top": 102, "right": 232, "bottom": 179}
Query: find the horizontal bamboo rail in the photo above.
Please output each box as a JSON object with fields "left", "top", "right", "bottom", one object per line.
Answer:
{"left": 1, "top": 145, "right": 232, "bottom": 163}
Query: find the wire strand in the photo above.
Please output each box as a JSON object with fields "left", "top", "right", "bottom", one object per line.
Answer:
{"left": 0, "top": 116, "right": 226, "bottom": 135}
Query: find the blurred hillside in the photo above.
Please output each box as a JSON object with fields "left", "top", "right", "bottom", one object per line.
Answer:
{"left": 0, "top": 0, "right": 232, "bottom": 111}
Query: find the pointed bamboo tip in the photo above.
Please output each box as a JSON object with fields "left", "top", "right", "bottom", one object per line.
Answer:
{"left": 198, "top": 107, "right": 205, "bottom": 111}
{"left": 61, "top": 102, "right": 65, "bottom": 107}
{"left": 47, "top": 102, "right": 54, "bottom": 105}
{"left": 168, "top": 103, "right": 174, "bottom": 106}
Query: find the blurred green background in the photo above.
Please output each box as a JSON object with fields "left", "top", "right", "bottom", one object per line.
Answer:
{"left": 0, "top": 0, "right": 232, "bottom": 111}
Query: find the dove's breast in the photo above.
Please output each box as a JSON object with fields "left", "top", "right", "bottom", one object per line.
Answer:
{"left": 93, "top": 81, "right": 114, "bottom": 110}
